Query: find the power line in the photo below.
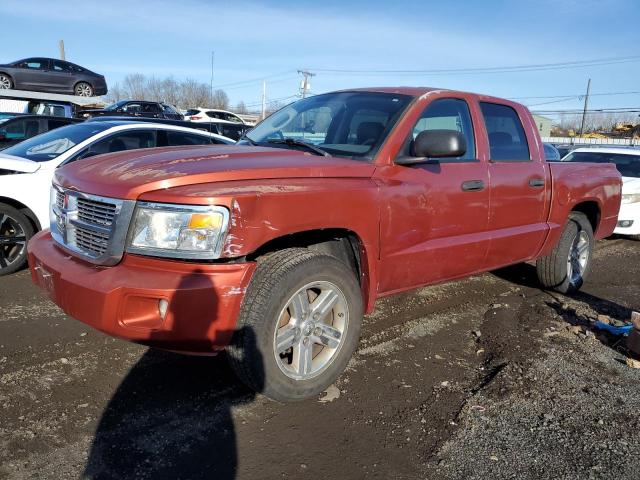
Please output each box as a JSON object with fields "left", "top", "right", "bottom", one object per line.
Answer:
{"left": 212, "top": 70, "right": 296, "bottom": 89}
{"left": 305, "top": 55, "right": 640, "bottom": 76}
{"left": 512, "top": 90, "right": 640, "bottom": 100}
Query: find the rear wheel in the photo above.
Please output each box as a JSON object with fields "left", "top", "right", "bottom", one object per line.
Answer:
{"left": 0, "top": 73, "right": 12, "bottom": 89}
{"left": 227, "top": 248, "right": 363, "bottom": 402}
{"left": 536, "top": 212, "right": 594, "bottom": 294}
{"left": 74, "top": 82, "right": 94, "bottom": 97}
{"left": 0, "top": 204, "right": 34, "bottom": 276}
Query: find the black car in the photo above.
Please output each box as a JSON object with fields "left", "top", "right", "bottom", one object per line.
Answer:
{"left": 0, "top": 115, "right": 81, "bottom": 150}
{"left": 78, "top": 100, "right": 183, "bottom": 120}
{"left": 87, "top": 116, "right": 250, "bottom": 141}
{"left": 0, "top": 57, "right": 107, "bottom": 97}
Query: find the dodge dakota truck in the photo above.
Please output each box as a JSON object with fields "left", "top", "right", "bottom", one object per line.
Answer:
{"left": 27, "top": 88, "right": 622, "bottom": 402}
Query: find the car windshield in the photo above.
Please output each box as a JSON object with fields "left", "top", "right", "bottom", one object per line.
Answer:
{"left": 563, "top": 150, "right": 640, "bottom": 178}
{"left": 2, "top": 123, "right": 111, "bottom": 162}
{"left": 104, "top": 101, "right": 129, "bottom": 111}
{"left": 243, "top": 91, "right": 413, "bottom": 160}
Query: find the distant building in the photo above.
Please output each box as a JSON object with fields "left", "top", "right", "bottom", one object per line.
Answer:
{"left": 532, "top": 114, "right": 552, "bottom": 138}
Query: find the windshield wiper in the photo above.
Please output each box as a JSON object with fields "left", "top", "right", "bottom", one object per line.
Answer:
{"left": 266, "top": 138, "right": 331, "bottom": 157}
{"left": 239, "top": 133, "right": 257, "bottom": 146}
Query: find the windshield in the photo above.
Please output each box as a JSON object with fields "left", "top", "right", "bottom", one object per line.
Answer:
{"left": 104, "top": 101, "right": 128, "bottom": 111}
{"left": 563, "top": 150, "right": 640, "bottom": 178}
{"left": 2, "top": 123, "right": 111, "bottom": 162}
{"left": 243, "top": 92, "right": 413, "bottom": 160}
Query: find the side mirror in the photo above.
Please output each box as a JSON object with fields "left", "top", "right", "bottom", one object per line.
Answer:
{"left": 397, "top": 130, "right": 467, "bottom": 165}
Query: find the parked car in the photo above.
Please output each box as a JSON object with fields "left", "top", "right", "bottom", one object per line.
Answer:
{"left": 87, "top": 116, "right": 239, "bottom": 142}
{"left": 0, "top": 57, "right": 107, "bottom": 97}
{"left": 184, "top": 108, "right": 246, "bottom": 124}
{"left": 543, "top": 143, "right": 561, "bottom": 161}
{"left": 27, "top": 87, "right": 621, "bottom": 402}
{"left": 562, "top": 147, "right": 640, "bottom": 239}
{"left": 0, "top": 121, "right": 232, "bottom": 275}
{"left": 24, "top": 100, "right": 75, "bottom": 118}
{"left": 78, "top": 100, "right": 183, "bottom": 120}
{"left": 0, "top": 115, "right": 81, "bottom": 149}
{"left": 554, "top": 144, "right": 581, "bottom": 158}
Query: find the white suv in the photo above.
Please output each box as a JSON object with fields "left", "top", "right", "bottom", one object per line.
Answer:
{"left": 562, "top": 147, "right": 640, "bottom": 239}
{"left": 184, "top": 108, "right": 246, "bottom": 124}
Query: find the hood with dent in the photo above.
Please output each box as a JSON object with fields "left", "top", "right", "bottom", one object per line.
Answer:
{"left": 622, "top": 176, "right": 640, "bottom": 194}
{"left": 55, "top": 145, "right": 376, "bottom": 199}
{"left": 0, "top": 153, "right": 40, "bottom": 174}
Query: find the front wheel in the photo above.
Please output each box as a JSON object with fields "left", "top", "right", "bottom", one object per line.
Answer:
{"left": 227, "top": 248, "right": 363, "bottom": 402}
{"left": 74, "top": 82, "right": 94, "bottom": 97}
{"left": 536, "top": 212, "right": 594, "bottom": 294}
{"left": 0, "top": 204, "right": 35, "bottom": 276}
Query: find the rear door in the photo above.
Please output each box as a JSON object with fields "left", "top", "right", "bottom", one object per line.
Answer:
{"left": 378, "top": 97, "right": 491, "bottom": 292}
{"left": 480, "top": 101, "right": 550, "bottom": 267}
{"left": 50, "top": 60, "right": 75, "bottom": 92}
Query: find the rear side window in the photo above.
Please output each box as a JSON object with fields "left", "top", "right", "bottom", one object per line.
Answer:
{"left": 48, "top": 119, "right": 70, "bottom": 130}
{"left": 480, "top": 102, "right": 530, "bottom": 161}
{"left": 166, "top": 131, "right": 212, "bottom": 146}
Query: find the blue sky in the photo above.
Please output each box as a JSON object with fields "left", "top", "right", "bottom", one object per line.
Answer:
{"left": 0, "top": 0, "right": 639, "bottom": 114}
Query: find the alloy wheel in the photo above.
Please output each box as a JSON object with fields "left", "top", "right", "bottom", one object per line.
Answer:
{"left": 75, "top": 83, "right": 93, "bottom": 97}
{"left": 273, "top": 281, "right": 349, "bottom": 380}
{"left": 567, "top": 230, "right": 590, "bottom": 286}
{"left": 0, "top": 213, "right": 27, "bottom": 270}
{"left": 0, "top": 75, "right": 11, "bottom": 89}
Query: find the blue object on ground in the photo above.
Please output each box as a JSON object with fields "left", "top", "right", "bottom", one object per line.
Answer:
{"left": 593, "top": 321, "right": 634, "bottom": 335}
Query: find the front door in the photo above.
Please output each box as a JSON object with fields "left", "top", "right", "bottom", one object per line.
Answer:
{"left": 378, "top": 97, "right": 490, "bottom": 293}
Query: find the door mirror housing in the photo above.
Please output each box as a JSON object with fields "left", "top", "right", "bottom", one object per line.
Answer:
{"left": 397, "top": 130, "right": 467, "bottom": 165}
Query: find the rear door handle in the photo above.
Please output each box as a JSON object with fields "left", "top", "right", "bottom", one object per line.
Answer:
{"left": 529, "top": 178, "right": 545, "bottom": 188}
{"left": 461, "top": 180, "right": 485, "bottom": 192}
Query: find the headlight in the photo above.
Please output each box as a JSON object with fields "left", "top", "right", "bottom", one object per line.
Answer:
{"left": 621, "top": 194, "right": 640, "bottom": 205}
{"left": 126, "top": 202, "right": 229, "bottom": 259}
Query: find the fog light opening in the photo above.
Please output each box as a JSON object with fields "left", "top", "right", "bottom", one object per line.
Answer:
{"left": 158, "top": 299, "right": 169, "bottom": 319}
{"left": 618, "top": 220, "right": 634, "bottom": 228}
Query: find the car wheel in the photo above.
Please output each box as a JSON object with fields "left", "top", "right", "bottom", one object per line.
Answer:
{"left": 0, "top": 73, "right": 13, "bottom": 89}
{"left": 74, "top": 82, "right": 94, "bottom": 97}
{"left": 227, "top": 248, "right": 363, "bottom": 402}
{"left": 536, "top": 212, "right": 594, "bottom": 294}
{"left": 0, "top": 204, "right": 35, "bottom": 276}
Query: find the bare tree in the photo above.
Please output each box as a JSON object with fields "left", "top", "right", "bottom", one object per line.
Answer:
{"left": 236, "top": 101, "right": 248, "bottom": 114}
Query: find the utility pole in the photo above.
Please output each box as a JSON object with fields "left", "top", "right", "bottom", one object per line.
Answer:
{"left": 261, "top": 81, "right": 266, "bottom": 120}
{"left": 59, "top": 40, "right": 66, "bottom": 60}
{"left": 578, "top": 78, "right": 591, "bottom": 138}
{"left": 297, "top": 70, "right": 315, "bottom": 98}
{"left": 210, "top": 51, "right": 215, "bottom": 107}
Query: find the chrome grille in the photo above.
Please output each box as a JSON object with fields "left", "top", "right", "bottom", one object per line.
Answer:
{"left": 77, "top": 198, "right": 117, "bottom": 226}
{"left": 50, "top": 186, "right": 136, "bottom": 265}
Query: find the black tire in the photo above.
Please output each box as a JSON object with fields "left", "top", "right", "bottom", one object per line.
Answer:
{"left": 536, "top": 212, "right": 594, "bottom": 294}
{"left": 0, "top": 204, "right": 35, "bottom": 276}
{"left": 74, "top": 82, "right": 94, "bottom": 97}
{"left": 0, "top": 73, "right": 12, "bottom": 89}
{"left": 227, "top": 248, "right": 363, "bottom": 402}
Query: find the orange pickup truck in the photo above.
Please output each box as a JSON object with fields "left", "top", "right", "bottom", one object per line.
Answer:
{"left": 28, "top": 87, "right": 622, "bottom": 401}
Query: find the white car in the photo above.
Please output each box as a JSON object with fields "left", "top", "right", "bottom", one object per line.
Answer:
{"left": 184, "top": 108, "right": 246, "bottom": 124}
{"left": 0, "top": 121, "right": 233, "bottom": 275}
{"left": 562, "top": 147, "right": 640, "bottom": 239}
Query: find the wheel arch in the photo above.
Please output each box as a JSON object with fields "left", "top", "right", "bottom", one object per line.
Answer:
{"left": 246, "top": 228, "right": 375, "bottom": 313}
{"left": 0, "top": 196, "right": 42, "bottom": 232}
{"left": 571, "top": 200, "right": 600, "bottom": 234}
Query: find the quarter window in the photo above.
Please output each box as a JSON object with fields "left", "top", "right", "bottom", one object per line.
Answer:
{"left": 480, "top": 102, "right": 530, "bottom": 162}
{"left": 401, "top": 98, "right": 476, "bottom": 161}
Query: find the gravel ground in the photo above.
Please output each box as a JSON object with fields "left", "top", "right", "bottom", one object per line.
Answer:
{"left": 0, "top": 237, "right": 638, "bottom": 479}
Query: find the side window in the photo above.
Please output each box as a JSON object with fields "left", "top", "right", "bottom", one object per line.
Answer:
{"left": 48, "top": 119, "right": 70, "bottom": 130}
{"left": 219, "top": 124, "right": 243, "bottom": 140}
{"left": 480, "top": 102, "right": 530, "bottom": 162}
{"left": 122, "top": 103, "right": 142, "bottom": 113}
{"left": 401, "top": 98, "right": 476, "bottom": 161}
{"left": 206, "top": 111, "right": 224, "bottom": 120}
{"left": 25, "top": 60, "right": 45, "bottom": 70}
{"left": 143, "top": 103, "right": 162, "bottom": 114}
{"left": 52, "top": 61, "right": 71, "bottom": 72}
{"left": 2, "top": 120, "right": 27, "bottom": 139}
{"left": 166, "top": 131, "right": 212, "bottom": 146}
{"left": 86, "top": 131, "right": 157, "bottom": 156}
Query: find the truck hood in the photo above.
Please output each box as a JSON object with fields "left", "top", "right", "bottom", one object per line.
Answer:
{"left": 55, "top": 145, "right": 376, "bottom": 199}
{"left": 0, "top": 153, "right": 40, "bottom": 174}
{"left": 622, "top": 176, "right": 640, "bottom": 194}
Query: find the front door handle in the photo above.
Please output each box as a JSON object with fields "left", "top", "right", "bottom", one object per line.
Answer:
{"left": 529, "top": 178, "right": 545, "bottom": 188}
{"left": 461, "top": 180, "right": 485, "bottom": 192}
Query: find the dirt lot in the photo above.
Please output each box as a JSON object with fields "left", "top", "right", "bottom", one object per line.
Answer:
{"left": 1, "top": 237, "right": 639, "bottom": 480}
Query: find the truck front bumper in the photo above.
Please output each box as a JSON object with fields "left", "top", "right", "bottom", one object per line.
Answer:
{"left": 28, "top": 231, "right": 256, "bottom": 354}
